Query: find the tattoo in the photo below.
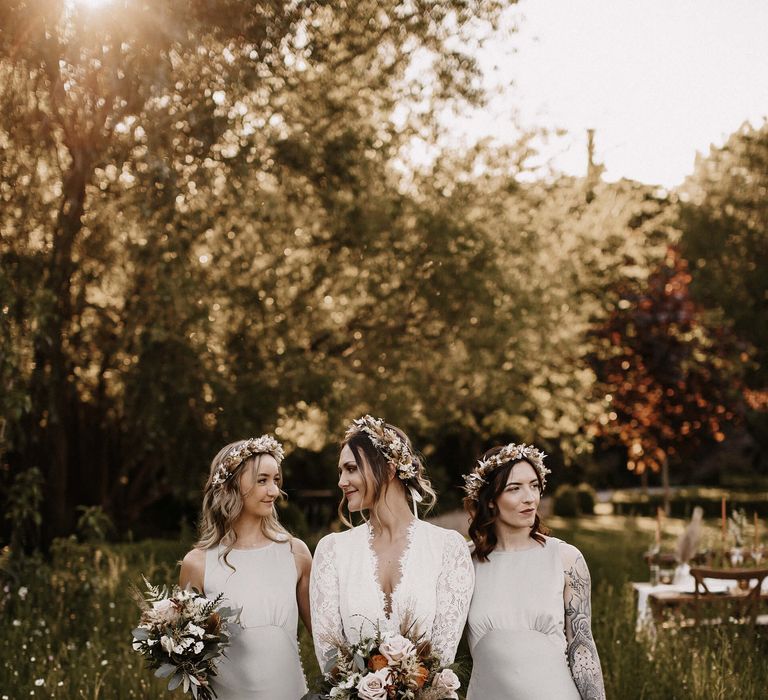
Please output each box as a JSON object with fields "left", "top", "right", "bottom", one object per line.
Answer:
{"left": 564, "top": 554, "right": 606, "bottom": 700}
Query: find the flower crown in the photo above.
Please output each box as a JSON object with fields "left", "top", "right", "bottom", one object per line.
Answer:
{"left": 463, "top": 442, "right": 550, "bottom": 501}
{"left": 344, "top": 415, "right": 418, "bottom": 481}
{"left": 212, "top": 435, "right": 285, "bottom": 487}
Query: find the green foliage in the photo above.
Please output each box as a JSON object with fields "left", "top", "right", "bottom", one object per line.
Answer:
{"left": 576, "top": 483, "right": 597, "bottom": 515}
{"left": 0, "top": 0, "right": 509, "bottom": 537}
{"left": 3, "top": 467, "right": 44, "bottom": 554}
{"left": 553, "top": 484, "right": 580, "bottom": 517}
{"left": 76, "top": 505, "right": 114, "bottom": 544}
{"left": 611, "top": 487, "right": 768, "bottom": 518}
{"left": 2, "top": 0, "right": 764, "bottom": 543}
{"left": 553, "top": 483, "right": 596, "bottom": 516}
{"left": 3, "top": 522, "right": 768, "bottom": 698}
{"left": 679, "top": 121, "right": 768, "bottom": 386}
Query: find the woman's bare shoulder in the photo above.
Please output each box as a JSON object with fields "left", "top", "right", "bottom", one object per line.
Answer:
{"left": 179, "top": 547, "right": 206, "bottom": 588}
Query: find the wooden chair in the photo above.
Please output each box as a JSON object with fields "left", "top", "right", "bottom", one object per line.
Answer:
{"left": 647, "top": 567, "right": 768, "bottom": 628}
{"left": 689, "top": 566, "right": 768, "bottom": 626}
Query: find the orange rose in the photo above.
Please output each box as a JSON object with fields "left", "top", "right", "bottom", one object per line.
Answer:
{"left": 412, "top": 665, "right": 429, "bottom": 689}
{"left": 368, "top": 654, "right": 389, "bottom": 672}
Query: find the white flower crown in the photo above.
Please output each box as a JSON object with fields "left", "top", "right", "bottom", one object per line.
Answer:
{"left": 212, "top": 435, "right": 285, "bottom": 487}
{"left": 462, "top": 442, "right": 550, "bottom": 501}
{"left": 344, "top": 414, "right": 418, "bottom": 481}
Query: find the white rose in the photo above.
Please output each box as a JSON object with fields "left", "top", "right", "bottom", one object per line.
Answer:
{"left": 356, "top": 668, "right": 391, "bottom": 700}
{"left": 431, "top": 668, "right": 461, "bottom": 699}
{"left": 379, "top": 634, "right": 416, "bottom": 665}
{"left": 151, "top": 598, "right": 179, "bottom": 624}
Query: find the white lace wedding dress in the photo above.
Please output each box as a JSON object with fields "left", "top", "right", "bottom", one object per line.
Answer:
{"left": 309, "top": 519, "right": 474, "bottom": 668}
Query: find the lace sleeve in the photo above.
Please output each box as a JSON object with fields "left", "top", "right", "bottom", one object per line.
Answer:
{"left": 309, "top": 533, "right": 342, "bottom": 669}
{"left": 430, "top": 530, "right": 474, "bottom": 665}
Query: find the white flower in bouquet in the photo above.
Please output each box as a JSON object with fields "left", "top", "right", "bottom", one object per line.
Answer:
{"left": 379, "top": 634, "right": 416, "bottom": 665}
{"left": 431, "top": 669, "right": 461, "bottom": 699}
{"left": 356, "top": 667, "right": 391, "bottom": 700}
{"left": 130, "top": 576, "right": 240, "bottom": 700}
{"left": 321, "top": 617, "right": 461, "bottom": 700}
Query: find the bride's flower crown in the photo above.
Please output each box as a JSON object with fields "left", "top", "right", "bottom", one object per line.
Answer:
{"left": 344, "top": 414, "right": 418, "bottom": 481}
{"left": 212, "top": 435, "right": 285, "bottom": 487}
{"left": 463, "top": 442, "right": 550, "bottom": 501}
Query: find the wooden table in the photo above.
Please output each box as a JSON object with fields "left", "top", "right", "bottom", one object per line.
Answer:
{"left": 633, "top": 569, "right": 768, "bottom": 629}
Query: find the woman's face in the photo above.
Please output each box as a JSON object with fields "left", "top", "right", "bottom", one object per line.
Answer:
{"left": 238, "top": 454, "right": 281, "bottom": 518}
{"left": 338, "top": 444, "right": 372, "bottom": 512}
{"left": 494, "top": 460, "right": 541, "bottom": 531}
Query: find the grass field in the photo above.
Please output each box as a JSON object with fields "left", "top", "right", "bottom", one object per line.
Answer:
{"left": 2, "top": 516, "right": 767, "bottom": 699}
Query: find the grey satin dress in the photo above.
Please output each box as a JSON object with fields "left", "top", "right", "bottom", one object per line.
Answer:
{"left": 203, "top": 541, "right": 307, "bottom": 700}
{"left": 467, "top": 537, "right": 581, "bottom": 700}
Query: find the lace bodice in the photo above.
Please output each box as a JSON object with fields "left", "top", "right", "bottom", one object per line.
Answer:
{"left": 309, "top": 520, "right": 474, "bottom": 669}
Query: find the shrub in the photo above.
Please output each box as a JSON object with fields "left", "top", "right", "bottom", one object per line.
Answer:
{"left": 553, "top": 484, "right": 580, "bottom": 517}
{"left": 576, "top": 483, "right": 597, "bottom": 515}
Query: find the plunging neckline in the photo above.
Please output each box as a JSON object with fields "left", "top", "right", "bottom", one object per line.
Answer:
{"left": 366, "top": 519, "right": 418, "bottom": 620}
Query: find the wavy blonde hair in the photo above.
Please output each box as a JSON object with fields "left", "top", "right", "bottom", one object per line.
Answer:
{"left": 196, "top": 441, "right": 290, "bottom": 569}
{"left": 339, "top": 423, "right": 437, "bottom": 528}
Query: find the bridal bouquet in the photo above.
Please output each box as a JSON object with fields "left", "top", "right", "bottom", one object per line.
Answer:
{"left": 131, "top": 577, "right": 241, "bottom": 700}
{"left": 321, "top": 619, "right": 461, "bottom": 700}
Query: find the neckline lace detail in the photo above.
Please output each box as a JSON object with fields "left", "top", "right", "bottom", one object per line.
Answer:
{"left": 366, "top": 518, "right": 418, "bottom": 619}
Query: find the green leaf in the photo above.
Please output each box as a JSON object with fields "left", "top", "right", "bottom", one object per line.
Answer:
{"left": 168, "top": 671, "right": 184, "bottom": 691}
{"left": 155, "top": 663, "right": 177, "bottom": 679}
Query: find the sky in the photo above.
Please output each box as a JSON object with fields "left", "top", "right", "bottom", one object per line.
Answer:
{"left": 445, "top": 0, "right": 768, "bottom": 188}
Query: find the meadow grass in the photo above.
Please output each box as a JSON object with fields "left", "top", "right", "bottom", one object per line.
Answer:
{"left": 1, "top": 517, "right": 766, "bottom": 699}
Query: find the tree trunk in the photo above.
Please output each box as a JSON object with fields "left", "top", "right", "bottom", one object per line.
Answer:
{"left": 33, "top": 141, "right": 91, "bottom": 540}
{"left": 661, "top": 455, "right": 671, "bottom": 516}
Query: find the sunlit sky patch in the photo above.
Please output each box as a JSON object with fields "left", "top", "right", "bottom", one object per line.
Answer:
{"left": 442, "top": 0, "right": 768, "bottom": 188}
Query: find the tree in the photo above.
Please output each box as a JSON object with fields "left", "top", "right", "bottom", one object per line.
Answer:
{"left": 679, "top": 120, "right": 768, "bottom": 387}
{"left": 0, "top": 0, "right": 508, "bottom": 537}
{"left": 589, "top": 246, "right": 746, "bottom": 510}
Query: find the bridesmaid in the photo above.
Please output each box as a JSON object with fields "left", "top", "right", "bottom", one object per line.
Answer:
{"left": 180, "top": 436, "right": 311, "bottom": 700}
{"left": 310, "top": 415, "right": 474, "bottom": 670}
{"left": 462, "top": 443, "right": 605, "bottom": 700}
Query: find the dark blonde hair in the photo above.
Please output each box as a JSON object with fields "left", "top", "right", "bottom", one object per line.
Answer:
{"left": 339, "top": 423, "right": 436, "bottom": 527}
{"left": 195, "top": 441, "right": 290, "bottom": 568}
{"left": 463, "top": 446, "right": 548, "bottom": 562}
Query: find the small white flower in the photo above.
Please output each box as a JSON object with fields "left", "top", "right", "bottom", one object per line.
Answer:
{"left": 34, "top": 679, "right": 44, "bottom": 687}
{"left": 193, "top": 641, "right": 204, "bottom": 654}
{"left": 160, "top": 635, "right": 175, "bottom": 654}
{"left": 12, "top": 619, "right": 21, "bottom": 627}
{"left": 185, "top": 623, "right": 205, "bottom": 638}
{"left": 18, "top": 587, "right": 28, "bottom": 600}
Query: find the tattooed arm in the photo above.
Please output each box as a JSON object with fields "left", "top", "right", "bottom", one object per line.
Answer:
{"left": 561, "top": 543, "right": 606, "bottom": 700}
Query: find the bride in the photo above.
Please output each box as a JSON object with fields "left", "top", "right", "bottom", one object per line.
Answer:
{"left": 309, "top": 415, "right": 474, "bottom": 668}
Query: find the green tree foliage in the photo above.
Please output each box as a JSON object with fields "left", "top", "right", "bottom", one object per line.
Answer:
{"left": 0, "top": 0, "right": 508, "bottom": 536}
{"left": 678, "top": 121, "right": 768, "bottom": 386}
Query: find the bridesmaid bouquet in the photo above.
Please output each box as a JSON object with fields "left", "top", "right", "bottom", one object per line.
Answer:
{"left": 130, "top": 577, "right": 241, "bottom": 700}
{"left": 319, "top": 619, "right": 461, "bottom": 700}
